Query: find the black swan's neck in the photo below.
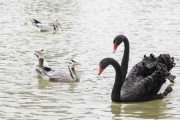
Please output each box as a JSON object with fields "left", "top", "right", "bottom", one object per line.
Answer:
{"left": 107, "top": 58, "right": 123, "bottom": 102}
{"left": 121, "top": 38, "right": 129, "bottom": 81}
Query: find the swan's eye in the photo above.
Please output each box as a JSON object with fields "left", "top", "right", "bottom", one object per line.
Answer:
{"left": 115, "top": 41, "right": 119, "bottom": 45}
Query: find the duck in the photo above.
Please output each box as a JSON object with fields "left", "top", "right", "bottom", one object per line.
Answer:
{"left": 34, "top": 49, "right": 80, "bottom": 82}
{"left": 30, "top": 18, "right": 60, "bottom": 33}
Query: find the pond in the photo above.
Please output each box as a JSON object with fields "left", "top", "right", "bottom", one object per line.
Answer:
{"left": 0, "top": 0, "right": 180, "bottom": 119}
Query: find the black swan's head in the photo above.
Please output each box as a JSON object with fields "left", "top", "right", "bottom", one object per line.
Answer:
{"left": 113, "top": 35, "right": 128, "bottom": 53}
{"left": 98, "top": 58, "right": 112, "bottom": 75}
{"left": 157, "top": 54, "right": 176, "bottom": 71}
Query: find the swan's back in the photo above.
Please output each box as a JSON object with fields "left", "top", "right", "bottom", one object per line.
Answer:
{"left": 120, "top": 53, "right": 175, "bottom": 102}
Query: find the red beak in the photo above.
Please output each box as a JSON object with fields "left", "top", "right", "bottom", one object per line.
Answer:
{"left": 98, "top": 66, "right": 103, "bottom": 75}
{"left": 113, "top": 43, "right": 118, "bottom": 53}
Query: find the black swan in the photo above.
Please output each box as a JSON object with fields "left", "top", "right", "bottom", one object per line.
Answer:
{"left": 113, "top": 35, "right": 129, "bottom": 81}
{"left": 30, "top": 19, "right": 60, "bottom": 33}
{"left": 113, "top": 35, "right": 176, "bottom": 83}
{"left": 98, "top": 55, "right": 175, "bottom": 102}
{"left": 34, "top": 49, "right": 80, "bottom": 82}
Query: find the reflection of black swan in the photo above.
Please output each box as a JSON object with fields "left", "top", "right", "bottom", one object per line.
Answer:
{"left": 98, "top": 55, "right": 175, "bottom": 102}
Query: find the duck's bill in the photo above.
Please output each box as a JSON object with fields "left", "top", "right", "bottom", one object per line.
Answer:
{"left": 75, "top": 61, "right": 81, "bottom": 66}
{"left": 34, "top": 49, "right": 44, "bottom": 58}
{"left": 34, "top": 52, "right": 39, "bottom": 58}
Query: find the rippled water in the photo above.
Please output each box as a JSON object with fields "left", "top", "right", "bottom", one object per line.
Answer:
{"left": 0, "top": 0, "right": 180, "bottom": 119}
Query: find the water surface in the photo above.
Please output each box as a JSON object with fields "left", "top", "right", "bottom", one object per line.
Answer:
{"left": 0, "top": 0, "right": 180, "bottom": 119}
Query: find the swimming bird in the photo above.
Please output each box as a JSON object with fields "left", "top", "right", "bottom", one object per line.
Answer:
{"left": 98, "top": 35, "right": 176, "bottom": 102}
{"left": 34, "top": 49, "right": 49, "bottom": 68}
{"left": 31, "top": 18, "right": 60, "bottom": 33}
{"left": 113, "top": 35, "right": 129, "bottom": 81}
{"left": 98, "top": 54, "right": 175, "bottom": 102}
{"left": 113, "top": 35, "right": 176, "bottom": 83}
{"left": 34, "top": 49, "right": 80, "bottom": 82}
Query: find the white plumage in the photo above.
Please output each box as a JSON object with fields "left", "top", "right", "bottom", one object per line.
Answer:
{"left": 34, "top": 49, "right": 80, "bottom": 82}
{"left": 30, "top": 19, "right": 60, "bottom": 33}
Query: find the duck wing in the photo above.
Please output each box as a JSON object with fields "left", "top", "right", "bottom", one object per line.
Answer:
{"left": 46, "top": 70, "right": 74, "bottom": 82}
{"left": 35, "top": 24, "right": 52, "bottom": 32}
{"left": 32, "top": 19, "right": 41, "bottom": 24}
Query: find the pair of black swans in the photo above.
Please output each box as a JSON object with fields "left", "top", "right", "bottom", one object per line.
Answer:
{"left": 35, "top": 35, "right": 176, "bottom": 102}
{"left": 98, "top": 35, "right": 176, "bottom": 102}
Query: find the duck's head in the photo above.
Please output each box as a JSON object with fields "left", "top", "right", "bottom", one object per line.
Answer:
{"left": 34, "top": 49, "right": 44, "bottom": 59}
{"left": 68, "top": 60, "right": 80, "bottom": 68}
{"left": 54, "top": 19, "right": 61, "bottom": 26}
{"left": 113, "top": 35, "right": 128, "bottom": 53}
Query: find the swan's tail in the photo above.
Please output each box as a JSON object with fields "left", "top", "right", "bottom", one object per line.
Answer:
{"left": 143, "top": 53, "right": 176, "bottom": 71}
{"left": 157, "top": 54, "right": 176, "bottom": 71}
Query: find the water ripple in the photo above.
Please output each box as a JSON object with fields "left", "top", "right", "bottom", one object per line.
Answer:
{"left": 0, "top": 0, "right": 180, "bottom": 119}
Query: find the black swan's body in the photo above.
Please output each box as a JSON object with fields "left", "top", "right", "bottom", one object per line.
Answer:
{"left": 122, "top": 54, "right": 175, "bottom": 102}
{"left": 98, "top": 55, "right": 175, "bottom": 102}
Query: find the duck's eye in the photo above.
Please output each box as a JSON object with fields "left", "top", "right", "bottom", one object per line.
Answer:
{"left": 71, "top": 60, "right": 75, "bottom": 62}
